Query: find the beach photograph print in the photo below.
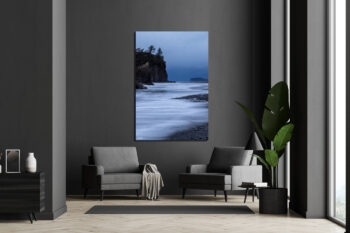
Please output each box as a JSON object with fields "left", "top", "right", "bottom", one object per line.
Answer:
{"left": 135, "top": 31, "right": 208, "bottom": 141}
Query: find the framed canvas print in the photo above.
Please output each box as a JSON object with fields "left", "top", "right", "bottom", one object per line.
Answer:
{"left": 5, "top": 149, "right": 20, "bottom": 173}
{"left": 135, "top": 31, "right": 208, "bottom": 141}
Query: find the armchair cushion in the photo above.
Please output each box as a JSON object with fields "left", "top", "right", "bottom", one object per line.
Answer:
{"left": 186, "top": 164, "right": 208, "bottom": 173}
{"left": 207, "top": 147, "right": 253, "bottom": 173}
{"left": 179, "top": 173, "right": 231, "bottom": 185}
{"left": 92, "top": 147, "right": 140, "bottom": 173}
{"left": 101, "top": 173, "right": 142, "bottom": 184}
{"left": 230, "top": 165, "right": 263, "bottom": 190}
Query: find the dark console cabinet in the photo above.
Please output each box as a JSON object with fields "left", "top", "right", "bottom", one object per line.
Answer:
{"left": 0, "top": 172, "right": 45, "bottom": 223}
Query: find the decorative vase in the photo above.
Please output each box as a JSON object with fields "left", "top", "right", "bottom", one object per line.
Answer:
{"left": 25, "top": 152, "right": 37, "bottom": 173}
{"left": 259, "top": 188, "right": 287, "bottom": 214}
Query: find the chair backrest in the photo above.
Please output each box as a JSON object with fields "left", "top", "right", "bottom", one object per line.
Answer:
{"left": 92, "top": 147, "right": 140, "bottom": 173}
{"left": 207, "top": 147, "right": 254, "bottom": 173}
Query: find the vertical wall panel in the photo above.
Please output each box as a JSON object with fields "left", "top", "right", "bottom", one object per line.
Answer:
{"left": 0, "top": 0, "right": 66, "bottom": 219}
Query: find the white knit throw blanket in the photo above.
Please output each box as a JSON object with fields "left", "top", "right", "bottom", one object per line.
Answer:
{"left": 141, "top": 163, "right": 164, "bottom": 200}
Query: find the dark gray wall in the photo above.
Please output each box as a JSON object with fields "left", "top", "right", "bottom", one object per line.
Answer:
{"left": 290, "top": 0, "right": 327, "bottom": 218}
{"left": 290, "top": 0, "right": 308, "bottom": 216}
{"left": 67, "top": 0, "right": 271, "bottom": 195}
{"left": 0, "top": 0, "right": 66, "bottom": 219}
{"left": 252, "top": 0, "right": 271, "bottom": 126}
{"left": 251, "top": 0, "right": 271, "bottom": 184}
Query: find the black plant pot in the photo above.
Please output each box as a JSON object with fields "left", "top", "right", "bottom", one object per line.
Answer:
{"left": 259, "top": 188, "right": 287, "bottom": 214}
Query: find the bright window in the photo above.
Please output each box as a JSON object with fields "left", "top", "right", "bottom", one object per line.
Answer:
{"left": 329, "top": 0, "right": 346, "bottom": 225}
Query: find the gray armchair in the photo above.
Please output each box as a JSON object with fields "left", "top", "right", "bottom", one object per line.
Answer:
{"left": 82, "top": 147, "right": 143, "bottom": 200}
{"left": 179, "top": 147, "right": 262, "bottom": 202}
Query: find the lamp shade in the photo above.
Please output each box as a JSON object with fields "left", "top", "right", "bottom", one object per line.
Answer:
{"left": 245, "top": 132, "right": 263, "bottom": 150}
{"left": 245, "top": 132, "right": 264, "bottom": 166}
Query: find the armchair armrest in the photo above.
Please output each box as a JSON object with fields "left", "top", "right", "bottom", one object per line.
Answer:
{"left": 186, "top": 164, "right": 208, "bottom": 173}
{"left": 81, "top": 164, "right": 104, "bottom": 189}
{"left": 139, "top": 164, "right": 145, "bottom": 173}
{"left": 230, "top": 165, "right": 262, "bottom": 190}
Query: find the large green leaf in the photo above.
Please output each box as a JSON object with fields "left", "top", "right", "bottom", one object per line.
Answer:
{"left": 265, "top": 149, "right": 279, "bottom": 167}
{"left": 235, "top": 101, "right": 267, "bottom": 148}
{"left": 273, "top": 123, "right": 294, "bottom": 153}
{"left": 262, "top": 82, "right": 290, "bottom": 141}
{"left": 253, "top": 154, "right": 270, "bottom": 171}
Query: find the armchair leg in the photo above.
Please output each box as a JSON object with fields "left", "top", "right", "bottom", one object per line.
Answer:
{"left": 28, "top": 213, "right": 33, "bottom": 224}
{"left": 182, "top": 188, "right": 186, "bottom": 199}
{"left": 224, "top": 191, "right": 228, "bottom": 202}
{"left": 244, "top": 188, "right": 249, "bottom": 203}
{"left": 214, "top": 190, "right": 217, "bottom": 197}
{"left": 32, "top": 212, "right": 37, "bottom": 221}
{"left": 100, "top": 190, "right": 104, "bottom": 201}
{"left": 84, "top": 188, "right": 88, "bottom": 199}
{"left": 136, "top": 190, "right": 139, "bottom": 198}
{"left": 252, "top": 188, "right": 255, "bottom": 202}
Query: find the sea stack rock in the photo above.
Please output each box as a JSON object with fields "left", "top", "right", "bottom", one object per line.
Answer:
{"left": 135, "top": 49, "right": 168, "bottom": 88}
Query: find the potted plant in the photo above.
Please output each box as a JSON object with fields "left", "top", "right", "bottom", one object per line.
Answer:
{"left": 235, "top": 81, "right": 294, "bottom": 214}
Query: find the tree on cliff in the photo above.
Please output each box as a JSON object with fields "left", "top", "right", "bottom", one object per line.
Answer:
{"left": 147, "top": 45, "right": 155, "bottom": 54}
{"left": 135, "top": 46, "right": 168, "bottom": 88}
{"left": 156, "top": 48, "right": 163, "bottom": 58}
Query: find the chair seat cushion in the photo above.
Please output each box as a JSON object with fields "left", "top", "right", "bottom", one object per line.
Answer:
{"left": 101, "top": 173, "right": 142, "bottom": 184}
{"left": 179, "top": 173, "right": 232, "bottom": 185}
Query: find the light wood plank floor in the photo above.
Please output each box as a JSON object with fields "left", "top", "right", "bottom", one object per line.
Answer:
{"left": 0, "top": 195, "right": 344, "bottom": 233}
